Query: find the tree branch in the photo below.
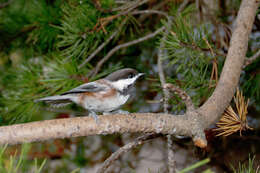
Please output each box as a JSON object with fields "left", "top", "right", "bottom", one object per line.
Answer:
{"left": 89, "top": 26, "right": 165, "bottom": 77}
{"left": 164, "top": 83, "right": 195, "bottom": 112}
{"left": 79, "top": 18, "right": 128, "bottom": 69}
{"left": 244, "top": 49, "right": 260, "bottom": 67}
{"left": 157, "top": 13, "right": 177, "bottom": 173}
{"left": 198, "top": 0, "right": 259, "bottom": 127}
{"left": 87, "top": 10, "right": 170, "bottom": 77}
{"left": 96, "top": 133, "right": 162, "bottom": 173}
{"left": 0, "top": 112, "right": 206, "bottom": 147}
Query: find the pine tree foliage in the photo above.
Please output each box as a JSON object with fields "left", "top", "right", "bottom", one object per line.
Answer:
{"left": 0, "top": 0, "right": 62, "bottom": 52}
{"left": 160, "top": 6, "right": 220, "bottom": 111}
{"left": 56, "top": 0, "right": 119, "bottom": 60}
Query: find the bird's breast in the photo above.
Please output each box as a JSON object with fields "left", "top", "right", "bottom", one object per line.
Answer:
{"left": 78, "top": 90, "right": 130, "bottom": 112}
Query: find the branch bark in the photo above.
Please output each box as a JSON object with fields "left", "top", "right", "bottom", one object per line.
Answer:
{"left": 0, "top": 0, "right": 258, "bottom": 150}
{"left": 198, "top": 0, "right": 259, "bottom": 127}
{"left": 0, "top": 113, "right": 205, "bottom": 146}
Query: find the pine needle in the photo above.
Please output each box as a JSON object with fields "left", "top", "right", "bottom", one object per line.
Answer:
{"left": 214, "top": 88, "right": 253, "bottom": 136}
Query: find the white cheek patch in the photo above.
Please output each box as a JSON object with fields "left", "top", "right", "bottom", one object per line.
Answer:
{"left": 112, "top": 76, "right": 139, "bottom": 91}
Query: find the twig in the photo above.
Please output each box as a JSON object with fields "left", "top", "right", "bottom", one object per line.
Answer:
{"left": 158, "top": 37, "right": 171, "bottom": 112}
{"left": 91, "top": 0, "right": 148, "bottom": 13}
{"left": 88, "top": 10, "right": 170, "bottom": 77}
{"left": 178, "top": 0, "right": 189, "bottom": 13}
{"left": 89, "top": 1, "right": 149, "bottom": 35}
{"left": 243, "top": 49, "right": 260, "bottom": 67}
{"left": 80, "top": 9, "right": 167, "bottom": 70}
{"left": 173, "top": 34, "right": 226, "bottom": 57}
{"left": 157, "top": 14, "right": 176, "bottom": 173}
{"left": 79, "top": 18, "right": 128, "bottom": 68}
{"left": 166, "top": 135, "right": 177, "bottom": 173}
{"left": 131, "top": 10, "right": 170, "bottom": 20}
{"left": 138, "top": 1, "right": 169, "bottom": 22}
{"left": 203, "top": 37, "right": 219, "bottom": 88}
{"left": 164, "top": 83, "right": 195, "bottom": 112}
{"left": 91, "top": 0, "right": 112, "bottom": 13}
{"left": 96, "top": 133, "right": 162, "bottom": 173}
{"left": 0, "top": 0, "right": 12, "bottom": 9}
{"left": 89, "top": 26, "right": 165, "bottom": 77}
{"left": 114, "top": 0, "right": 149, "bottom": 12}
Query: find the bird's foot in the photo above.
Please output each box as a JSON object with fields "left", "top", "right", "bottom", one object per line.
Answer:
{"left": 89, "top": 111, "right": 99, "bottom": 123}
{"left": 115, "top": 109, "right": 129, "bottom": 114}
{"left": 103, "top": 109, "right": 129, "bottom": 115}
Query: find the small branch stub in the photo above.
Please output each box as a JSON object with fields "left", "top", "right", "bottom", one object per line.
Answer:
{"left": 164, "top": 83, "right": 195, "bottom": 112}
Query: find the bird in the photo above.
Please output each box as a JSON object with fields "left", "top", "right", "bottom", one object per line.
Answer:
{"left": 35, "top": 68, "right": 144, "bottom": 122}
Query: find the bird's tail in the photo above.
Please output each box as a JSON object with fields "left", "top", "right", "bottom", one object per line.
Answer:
{"left": 35, "top": 95, "right": 73, "bottom": 108}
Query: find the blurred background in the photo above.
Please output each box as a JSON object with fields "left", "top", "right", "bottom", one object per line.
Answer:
{"left": 0, "top": 0, "right": 259, "bottom": 172}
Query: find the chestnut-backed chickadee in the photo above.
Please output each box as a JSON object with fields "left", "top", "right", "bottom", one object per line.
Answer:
{"left": 36, "top": 68, "right": 144, "bottom": 121}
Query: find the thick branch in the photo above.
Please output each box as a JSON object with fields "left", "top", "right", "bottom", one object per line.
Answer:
{"left": 198, "top": 0, "right": 259, "bottom": 127}
{"left": 0, "top": 113, "right": 206, "bottom": 147}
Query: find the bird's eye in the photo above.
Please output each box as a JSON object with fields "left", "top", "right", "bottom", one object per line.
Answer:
{"left": 128, "top": 73, "right": 134, "bottom": 78}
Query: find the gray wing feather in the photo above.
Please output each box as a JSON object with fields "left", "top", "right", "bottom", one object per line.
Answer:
{"left": 61, "top": 82, "right": 107, "bottom": 95}
{"left": 35, "top": 95, "right": 72, "bottom": 107}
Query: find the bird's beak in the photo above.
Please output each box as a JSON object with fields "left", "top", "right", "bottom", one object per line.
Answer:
{"left": 137, "top": 73, "right": 145, "bottom": 79}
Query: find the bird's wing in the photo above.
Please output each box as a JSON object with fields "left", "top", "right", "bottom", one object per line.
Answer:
{"left": 61, "top": 81, "right": 108, "bottom": 95}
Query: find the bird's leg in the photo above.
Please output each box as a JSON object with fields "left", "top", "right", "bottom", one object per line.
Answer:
{"left": 88, "top": 110, "right": 99, "bottom": 123}
{"left": 103, "top": 109, "right": 129, "bottom": 115}
{"left": 115, "top": 109, "right": 130, "bottom": 114}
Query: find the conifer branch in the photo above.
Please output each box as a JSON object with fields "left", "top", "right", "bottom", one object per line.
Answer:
{"left": 0, "top": 113, "right": 206, "bottom": 148}
{"left": 156, "top": 13, "right": 177, "bottom": 173}
{"left": 244, "top": 49, "right": 260, "bottom": 67}
{"left": 89, "top": 26, "right": 165, "bottom": 77}
{"left": 164, "top": 84, "right": 195, "bottom": 112}
{"left": 87, "top": 9, "right": 170, "bottom": 77}
{"left": 79, "top": 18, "right": 128, "bottom": 68}
{"left": 97, "top": 133, "right": 162, "bottom": 173}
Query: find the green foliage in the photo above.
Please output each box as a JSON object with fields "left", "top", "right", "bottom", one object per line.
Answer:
{"left": 179, "top": 158, "right": 212, "bottom": 173}
{"left": 161, "top": 7, "right": 217, "bottom": 110}
{"left": 0, "top": 144, "right": 46, "bottom": 173}
{"left": 242, "top": 62, "right": 260, "bottom": 104}
{"left": 0, "top": 53, "right": 88, "bottom": 123}
{"left": 56, "top": 0, "right": 120, "bottom": 62}
{"left": 0, "top": 0, "right": 62, "bottom": 52}
{"left": 231, "top": 156, "right": 259, "bottom": 173}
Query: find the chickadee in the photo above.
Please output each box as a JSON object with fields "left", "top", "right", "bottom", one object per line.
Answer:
{"left": 36, "top": 68, "right": 144, "bottom": 121}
